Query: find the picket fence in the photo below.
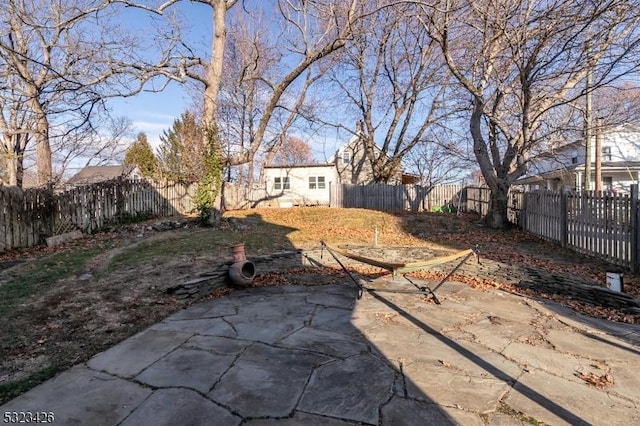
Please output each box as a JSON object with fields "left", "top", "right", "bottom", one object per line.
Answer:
{"left": 519, "top": 188, "right": 639, "bottom": 270}
{"left": 425, "top": 185, "right": 640, "bottom": 270}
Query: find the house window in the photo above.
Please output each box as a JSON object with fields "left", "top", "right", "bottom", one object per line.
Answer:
{"left": 309, "top": 176, "right": 326, "bottom": 189}
{"left": 570, "top": 149, "right": 578, "bottom": 164}
{"left": 342, "top": 151, "right": 351, "bottom": 164}
{"left": 603, "top": 176, "right": 613, "bottom": 190}
{"left": 274, "top": 177, "right": 290, "bottom": 190}
{"left": 602, "top": 146, "right": 612, "bottom": 162}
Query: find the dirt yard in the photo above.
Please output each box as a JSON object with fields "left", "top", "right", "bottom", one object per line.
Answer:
{"left": 1, "top": 208, "right": 638, "bottom": 404}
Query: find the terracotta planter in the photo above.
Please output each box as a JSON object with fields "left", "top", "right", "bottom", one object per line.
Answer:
{"left": 231, "top": 243, "right": 246, "bottom": 262}
{"left": 229, "top": 260, "right": 256, "bottom": 287}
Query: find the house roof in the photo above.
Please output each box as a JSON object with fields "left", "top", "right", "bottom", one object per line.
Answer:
{"left": 516, "top": 161, "right": 640, "bottom": 185}
{"left": 328, "top": 133, "right": 388, "bottom": 162}
{"left": 66, "top": 165, "right": 135, "bottom": 185}
{"left": 263, "top": 163, "right": 334, "bottom": 169}
{"left": 533, "top": 123, "right": 640, "bottom": 157}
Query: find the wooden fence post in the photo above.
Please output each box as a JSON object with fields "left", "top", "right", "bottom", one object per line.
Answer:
{"left": 560, "top": 188, "right": 568, "bottom": 248}
{"left": 631, "top": 184, "right": 639, "bottom": 272}
{"left": 462, "top": 186, "right": 468, "bottom": 213}
{"left": 521, "top": 191, "right": 528, "bottom": 230}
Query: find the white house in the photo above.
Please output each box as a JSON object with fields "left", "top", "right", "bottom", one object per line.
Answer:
{"left": 517, "top": 124, "right": 640, "bottom": 194}
{"left": 262, "top": 163, "right": 339, "bottom": 207}
{"left": 261, "top": 130, "right": 421, "bottom": 207}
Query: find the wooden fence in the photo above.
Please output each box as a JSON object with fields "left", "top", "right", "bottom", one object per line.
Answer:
{"left": 462, "top": 186, "right": 522, "bottom": 224}
{"left": 222, "top": 182, "right": 465, "bottom": 212}
{"left": 519, "top": 188, "right": 638, "bottom": 270}
{"left": 332, "top": 183, "right": 464, "bottom": 212}
{"left": 4, "top": 178, "right": 639, "bottom": 270}
{"left": 453, "top": 185, "right": 639, "bottom": 270}
{"left": 0, "top": 180, "right": 202, "bottom": 251}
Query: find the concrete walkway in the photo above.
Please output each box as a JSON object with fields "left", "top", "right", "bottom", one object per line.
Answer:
{"left": 2, "top": 279, "right": 639, "bottom": 425}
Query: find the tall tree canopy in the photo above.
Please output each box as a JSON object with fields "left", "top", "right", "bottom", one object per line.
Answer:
{"left": 124, "top": 132, "right": 157, "bottom": 178}
{"left": 156, "top": 111, "right": 206, "bottom": 180}
{"left": 0, "top": 0, "right": 185, "bottom": 187}
{"left": 417, "top": 0, "right": 640, "bottom": 228}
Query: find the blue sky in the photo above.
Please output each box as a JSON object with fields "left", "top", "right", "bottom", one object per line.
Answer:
{"left": 108, "top": 82, "right": 190, "bottom": 149}
{"left": 106, "top": 1, "right": 215, "bottom": 149}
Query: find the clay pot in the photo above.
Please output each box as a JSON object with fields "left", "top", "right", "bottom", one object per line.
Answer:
{"left": 231, "top": 243, "right": 246, "bottom": 262}
{"left": 229, "top": 260, "right": 256, "bottom": 286}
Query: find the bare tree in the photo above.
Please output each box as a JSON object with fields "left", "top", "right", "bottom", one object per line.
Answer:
{"left": 271, "top": 136, "right": 315, "bottom": 166}
{"left": 54, "top": 115, "right": 134, "bottom": 181}
{"left": 119, "top": 1, "right": 381, "bottom": 170}
{"left": 326, "top": 2, "right": 454, "bottom": 182}
{"left": 222, "top": 0, "right": 374, "bottom": 171}
{"left": 216, "top": 5, "right": 291, "bottom": 184}
{"left": 403, "top": 131, "right": 471, "bottom": 186}
{"left": 416, "top": 0, "right": 640, "bottom": 228}
{"left": 592, "top": 83, "right": 640, "bottom": 126}
{"left": 0, "top": 72, "right": 32, "bottom": 187}
{"left": 0, "top": 0, "right": 186, "bottom": 187}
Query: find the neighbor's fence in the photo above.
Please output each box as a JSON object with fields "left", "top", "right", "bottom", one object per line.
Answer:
{"left": 0, "top": 179, "right": 203, "bottom": 251}
{"left": 222, "top": 183, "right": 269, "bottom": 210}
{"left": 331, "top": 183, "right": 464, "bottom": 212}
{"left": 462, "top": 186, "right": 523, "bottom": 224}
{"left": 222, "top": 182, "right": 465, "bottom": 212}
{"left": 519, "top": 188, "right": 638, "bottom": 270}
{"left": 5, "top": 178, "right": 638, "bottom": 270}
{"left": 0, "top": 187, "right": 53, "bottom": 251}
{"left": 454, "top": 185, "right": 639, "bottom": 270}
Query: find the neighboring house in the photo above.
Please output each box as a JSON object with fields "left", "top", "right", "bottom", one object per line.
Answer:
{"left": 261, "top": 131, "right": 421, "bottom": 207}
{"left": 329, "top": 133, "right": 402, "bottom": 185}
{"left": 516, "top": 124, "right": 640, "bottom": 194}
{"left": 329, "top": 131, "right": 421, "bottom": 184}
{"left": 66, "top": 165, "right": 142, "bottom": 187}
{"left": 262, "top": 163, "right": 339, "bottom": 207}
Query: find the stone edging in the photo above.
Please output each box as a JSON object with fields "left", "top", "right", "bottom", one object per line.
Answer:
{"left": 168, "top": 250, "right": 304, "bottom": 299}
{"left": 169, "top": 246, "right": 640, "bottom": 313}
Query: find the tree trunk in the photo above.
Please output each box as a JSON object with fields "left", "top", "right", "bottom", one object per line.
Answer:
{"left": 27, "top": 87, "right": 52, "bottom": 185}
{"left": 203, "top": 0, "right": 227, "bottom": 128}
{"left": 2, "top": 139, "right": 25, "bottom": 187}
{"left": 35, "top": 118, "right": 52, "bottom": 186}
{"left": 202, "top": 1, "right": 232, "bottom": 215}
{"left": 468, "top": 98, "right": 512, "bottom": 229}
{"left": 6, "top": 154, "right": 17, "bottom": 186}
{"left": 16, "top": 150, "right": 24, "bottom": 188}
{"left": 485, "top": 182, "right": 510, "bottom": 229}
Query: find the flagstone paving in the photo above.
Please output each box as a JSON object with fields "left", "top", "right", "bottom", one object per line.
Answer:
{"left": 2, "top": 280, "right": 639, "bottom": 425}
